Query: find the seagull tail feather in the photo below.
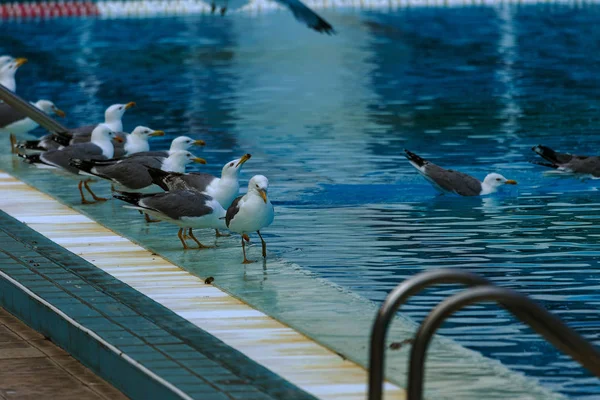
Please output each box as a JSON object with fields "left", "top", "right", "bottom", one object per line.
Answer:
{"left": 404, "top": 149, "right": 427, "bottom": 167}
{"left": 17, "top": 153, "right": 41, "bottom": 164}
{"left": 69, "top": 158, "right": 96, "bottom": 173}
{"left": 147, "top": 167, "right": 171, "bottom": 191}
{"left": 531, "top": 145, "right": 572, "bottom": 166}
{"left": 112, "top": 191, "right": 144, "bottom": 206}
{"left": 16, "top": 139, "right": 45, "bottom": 151}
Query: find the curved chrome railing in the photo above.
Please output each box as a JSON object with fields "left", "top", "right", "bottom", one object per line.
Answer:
{"left": 369, "top": 269, "right": 600, "bottom": 400}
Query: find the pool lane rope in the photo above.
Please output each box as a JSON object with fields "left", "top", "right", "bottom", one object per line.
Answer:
{"left": 0, "top": 0, "right": 596, "bottom": 19}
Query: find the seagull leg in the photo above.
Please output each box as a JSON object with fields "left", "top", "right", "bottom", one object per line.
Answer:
{"left": 78, "top": 181, "right": 95, "bottom": 204}
{"left": 9, "top": 133, "right": 17, "bottom": 154}
{"left": 241, "top": 235, "right": 255, "bottom": 264}
{"left": 215, "top": 229, "right": 230, "bottom": 238}
{"left": 177, "top": 228, "right": 189, "bottom": 250}
{"left": 84, "top": 179, "right": 108, "bottom": 202}
{"left": 188, "top": 228, "right": 213, "bottom": 249}
{"left": 144, "top": 213, "right": 161, "bottom": 223}
{"left": 220, "top": 7, "right": 227, "bottom": 15}
{"left": 257, "top": 230, "right": 267, "bottom": 258}
{"left": 211, "top": 2, "right": 216, "bottom": 13}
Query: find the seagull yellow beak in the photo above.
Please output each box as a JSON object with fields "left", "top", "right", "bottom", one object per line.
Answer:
{"left": 148, "top": 130, "right": 165, "bottom": 137}
{"left": 193, "top": 157, "right": 207, "bottom": 165}
{"left": 53, "top": 107, "right": 66, "bottom": 118}
{"left": 124, "top": 102, "right": 136, "bottom": 110}
{"left": 113, "top": 136, "right": 124, "bottom": 143}
{"left": 505, "top": 179, "right": 517, "bottom": 185}
{"left": 258, "top": 188, "right": 267, "bottom": 203}
{"left": 14, "top": 58, "right": 27, "bottom": 67}
{"left": 236, "top": 153, "right": 252, "bottom": 167}
{"left": 194, "top": 139, "right": 206, "bottom": 146}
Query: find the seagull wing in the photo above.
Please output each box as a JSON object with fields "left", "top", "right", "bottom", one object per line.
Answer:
{"left": 272, "top": 0, "right": 335, "bottom": 34}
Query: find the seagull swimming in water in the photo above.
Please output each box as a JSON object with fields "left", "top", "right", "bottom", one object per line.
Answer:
{"left": 226, "top": 175, "right": 275, "bottom": 264}
{"left": 532, "top": 145, "right": 600, "bottom": 178}
{"left": 404, "top": 149, "right": 517, "bottom": 196}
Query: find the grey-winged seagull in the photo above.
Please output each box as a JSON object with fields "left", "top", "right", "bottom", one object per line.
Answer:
{"left": 123, "top": 136, "right": 206, "bottom": 159}
{"left": 532, "top": 145, "right": 600, "bottom": 178}
{"left": 18, "top": 124, "right": 123, "bottom": 204}
{"left": 70, "top": 150, "right": 207, "bottom": 193}
{"left": 226, "top": 175, "right": 274, "bottom": 264}
{"left": 114, "top": 190, "right": 227, "bottom": 250}
{"left": 1, "top": 100, "right": 65, "bottom": 136}
{"left": 211, "top": 0, "right": 334, "bottom": 34}
{"left": 404, "top": 149, "right": 517, "bottom": 196}
{"left": 17, "top": 102, "right": 135, "bottom": 151}
{"left": 147, "top": 154, "right": 251, "bottom": 236}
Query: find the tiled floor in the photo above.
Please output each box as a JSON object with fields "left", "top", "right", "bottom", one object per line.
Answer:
{"left": 0, "top": 306, "right": 128, "bottom": 400}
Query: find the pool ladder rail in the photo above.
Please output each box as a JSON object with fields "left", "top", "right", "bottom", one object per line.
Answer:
{"left": 368, "top": 269, "right": 600, "bottom": 400}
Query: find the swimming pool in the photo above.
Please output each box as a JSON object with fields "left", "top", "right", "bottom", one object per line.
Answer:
{"left": 2, "top": 4, "right": 599, "bottom": 398}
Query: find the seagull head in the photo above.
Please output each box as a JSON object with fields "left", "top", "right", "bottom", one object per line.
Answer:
{"left": 482, "top": 173, "right": 517, "bottom": 192}
{"left": 167, "top": 150, "right": 206, "bottom": 170}
{"left": 91, "top": 124, "right": 122, "bottom": 143}
{"left": 0, "top": 58, "right": 27, "bottom": 91}
{"left": 248, "top": 175, "right": 269, "bottom": 203}
{"left": 169, "top": 136, "right": 206, "bottom": 152}
{"left": 105, "top": 102, "right": 135, "bottom": 123}
{"left": 130, "top": 126, "right": 165, "bottom": 140}
{"left": 222, "top": 154, "right": 251, "bottom": 178}
{"left": 35, "top": 100, "right": 66, "bottom": 118}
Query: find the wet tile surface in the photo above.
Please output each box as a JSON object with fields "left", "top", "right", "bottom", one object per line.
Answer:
{"left": 0, "top": 171, "right": 406, "bottom": 400}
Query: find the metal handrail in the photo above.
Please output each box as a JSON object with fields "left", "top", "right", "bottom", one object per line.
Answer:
{"left": 368, "top": 269, "right": 492, "bottom": 400}
{"left": 0, "top": 84, "right": 71, "bottom": 139}
{"left": 408, "top": 285, "right": 600, "bottom": 400}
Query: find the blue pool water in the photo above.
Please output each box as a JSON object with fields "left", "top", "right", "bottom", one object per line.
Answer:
{"left": 2, "top": 4, "right": 600, "bottom": 398}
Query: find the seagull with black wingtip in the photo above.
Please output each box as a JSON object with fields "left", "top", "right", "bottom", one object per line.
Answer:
{"left": 113, "top": 189, "right": 227, "bottom": 250}
{"left": 532, "top": 144, "right": 600, "bottom": 178}
{"left": 18, "top": 124, "right": 123, "bottom": 204}
{"left": 147, "top": 154, "right": 251, "bottom": 236}
{"left": 17, "top": 102, "right": 135, "bottom": 151}
{"left": 226, "top": 175, "right": 274, "bottom": 264}
{"left": 404, "top": 149, "right": 517, "bottom": 196}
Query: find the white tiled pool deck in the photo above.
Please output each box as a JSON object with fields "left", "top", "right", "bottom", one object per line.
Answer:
{"left": 0, "top": 170, "right": 405, "bottom": 400}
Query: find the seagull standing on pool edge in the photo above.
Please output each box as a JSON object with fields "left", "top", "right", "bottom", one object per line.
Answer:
{"left": 226, "top": 175, "right": 274, "bottom": 264}
{"left": 404, "top": 149, "right": 517, "bottom": 196}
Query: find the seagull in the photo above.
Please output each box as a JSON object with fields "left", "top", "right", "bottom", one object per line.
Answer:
{"left": 17, "top": 102, "right": 135, "bottom": 151}
{"left": 226, "top": 175, "right": 275, "bottom": 264}
{"left": 0, "top": 58, "right": 27, "bottom": 92}
{"left": 1, "top": 100, "right": 65, "bottom": 136}
{"left": 17, "top": 124, "right": 123, "bottom": 204}
{"left": 118, "top": 126, "right": 165, "bottom": 157}
{"left": 124, "top": 136, "right": 206, "bottom": 159}
{"left": 147, "top": 154, "right": 251, "bottom": 236}
{"left": 404, "top": 149, "right": 517, "bottom": 196}
{"left": 113, "top": 190, "right": 227, "bottom": 250}
{"left": 211, "top": 0, "right": 334, "bottom": 34}
{"left": 70, "top": 150, "right": 207, "bottom": 193}
{"left": 532, "top": 145, "right": 600, "bottom": 178}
